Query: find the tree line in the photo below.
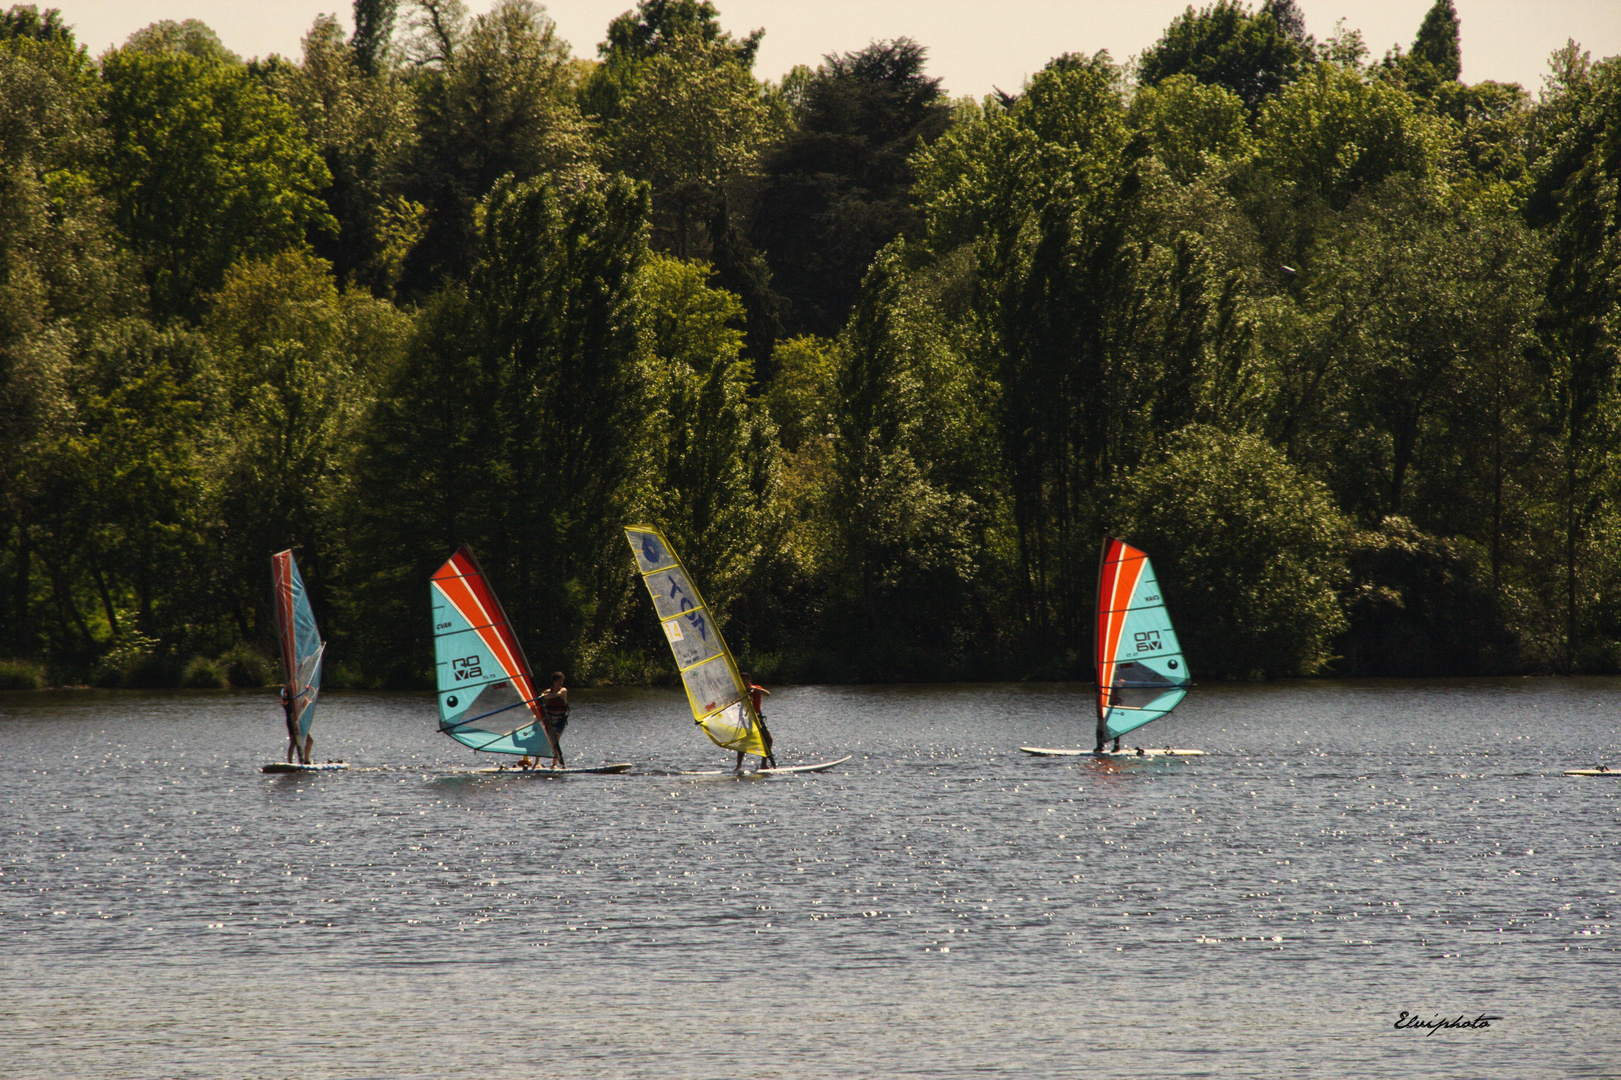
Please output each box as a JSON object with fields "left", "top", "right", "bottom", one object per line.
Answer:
{"left": 1, "top": 0, "right": 1618, "bottom": 690}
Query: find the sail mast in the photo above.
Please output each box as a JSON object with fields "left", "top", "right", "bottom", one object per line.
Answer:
{"left": 1095, "top": 540, "right": 1110, "bottom": 751}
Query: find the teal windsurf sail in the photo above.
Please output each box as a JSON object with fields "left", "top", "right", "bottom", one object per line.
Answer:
{"left": 272, "top": 549, "right": 324, "bottom": 743}
{"left": 1095, "top": 537, "right": 1191, "bottom": 746}
{"left": 430, "top": 545, "right": 558, "bottom": 758}
{"left": 624, "top": 525, "right": 768, "bottom": 757}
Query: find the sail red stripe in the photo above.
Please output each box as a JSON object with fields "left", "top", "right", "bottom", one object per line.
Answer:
{"left": 1096, "top": 538, "right": 1146, "bottom": 717}
{"left": 272, "top": 550, "right": 297, "bottom": 685}
{"left": 435, "top": 576, "right": 537, "bottom": 709}
{"left": 433, "top": 554, "right": 540, "bottom": 720}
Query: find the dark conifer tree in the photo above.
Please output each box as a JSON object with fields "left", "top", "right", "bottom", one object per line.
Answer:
{"left": 601, "top": 0, "right": 760, "bottom": 66}
{"left": 1260, "top": 0, "right": 1310, "bottom": 47}
{"left": 1138, "top": 0, "right": 1313, "bottom": 110}
{"left": 749, "top": 38, "right": 949, "bottom": 339}
{"left": 1411, "top": 0, "right": 1462, "bottom": 83}
{"left": 351, "top": 0, "right": 396, "bottom": 74}
{"left": 708, "top": 197, "right": 782, "bottom": 378}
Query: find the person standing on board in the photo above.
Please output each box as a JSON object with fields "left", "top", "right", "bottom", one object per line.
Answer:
{"left": 281, "top": 684, "right": 305, "bottom": 764}
{"left": 540, "top": 671, "right": 569, "bottom": 770}
{"left": 735, "top": 673, "right": 775, "bottom": 772}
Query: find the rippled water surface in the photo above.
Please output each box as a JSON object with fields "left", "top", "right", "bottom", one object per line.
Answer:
{"left": 3, "top": 680, "right": 1618, "bottom": 1077}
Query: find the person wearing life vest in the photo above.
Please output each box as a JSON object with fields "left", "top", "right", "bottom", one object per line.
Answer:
{"left": 733, "top": 672, "right": 775, "bottom": 772}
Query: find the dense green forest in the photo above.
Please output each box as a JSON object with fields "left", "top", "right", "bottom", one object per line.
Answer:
{"left": 1, "top": 0, "right": 1619, "bottom": 690}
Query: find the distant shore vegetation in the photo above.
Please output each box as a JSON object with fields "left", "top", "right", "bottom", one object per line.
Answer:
{"left": 2, "top": 0, "right": 1619, "bottom": 688}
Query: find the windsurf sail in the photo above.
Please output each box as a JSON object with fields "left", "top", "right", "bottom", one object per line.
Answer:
{"left": 430, "top": 545, "right": 558, "bottom": 758}
{"left": 271, "top": 550, "right": 324, "bottom": 743}
{"left": 625, "top": 525, "right": 767, "bottom": 757}
{"left": 1095, "top": 537, "right": 1191, "bottom": 745}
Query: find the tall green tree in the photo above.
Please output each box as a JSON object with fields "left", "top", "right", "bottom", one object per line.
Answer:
{"left": 1267, "top": 181, "right": 1543, "bottom": 525}
{"left": 267, "top": 14, "right": 420, "bottom": 295}
{"left": 749, "top": 38, "right": 950, "bottom": 340}
{"left": 101, "top": 34, "right": 334, "bottom": 318}
{"left": 205, "top": 250, "right": 408, "bottom": 644}
{"left": 637, "top": 253, "right": 779, "bottom": 634}
{"left": 1112, "top": 426, "right": 1348, "bottom": 678}
{"left": 1410, "top": 0, "right": 1462, "bottom": 83}
{"left": 352, "top": 0, "right": 397, "bottom": 75}
{"left": 603, "top": 30, "right": 777, "bottom": 257}
{"left": 916, "top": 53, "right": 1260, "bottom": 650}
{"left": 399, "top": 0, "right": 590, "bottom": 293}
{"left": 23, "top": 320, "right": 217, "bottom": 672}
{"left": 0, "top": 13, "right": 135, "bottom": 660}
{"left": 348, "top": 170, "right": 653, "bottom": 680}
{"left": 1529, "top": 57, "right": 1621, "bottom": 669}
{"left": 827, "top": 241, "right": 1005, "bottom": 676}
{"left": 1138, "top": 0, "right": 1313, "bottom": 111}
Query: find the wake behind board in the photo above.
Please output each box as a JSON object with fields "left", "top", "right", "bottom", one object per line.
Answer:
{"left": 466, "top": 762, "right": 634, "bottom": 775}
{"left": 680, "top": 755, "right": 853, "bottom": 776}
{"left": 1020, "top": 746, "right": 1205, "bottom": 757}
{"left": 1564, "top": 767, "right": 1621, "bottom": 776}
{"left": 262, "top": 761, "right": 350, "bottom": 773}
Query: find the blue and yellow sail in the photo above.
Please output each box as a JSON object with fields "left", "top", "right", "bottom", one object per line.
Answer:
{"left": 625, "top": 525, "right": 767, "bottom": 757}
{"left": 1095, "top": 537, "right": 1191, "bottom": 745}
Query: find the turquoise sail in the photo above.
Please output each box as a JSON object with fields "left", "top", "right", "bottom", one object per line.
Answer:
{"left": 430, "top": 545, "right": 556, "bottom": 758}
{"left": 1095, "top": 537, "right": 1190, "bottom": 743}
{"left": 271, "top": 550, "right": 324, "bottom": 743}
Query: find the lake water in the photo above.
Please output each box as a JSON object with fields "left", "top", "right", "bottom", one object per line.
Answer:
{"left": 2, "top": 680, "right": 1617, "bottom": 1078}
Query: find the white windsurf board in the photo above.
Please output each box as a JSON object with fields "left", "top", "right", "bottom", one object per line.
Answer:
{"left": 1019, "top": 746, "right": 1205, "bottom": 757}
{"left": 466, "top": 762, "right": 634, "bottom": 775}
{"left": 680, "top": 755, "right": 852, "bottom": 776}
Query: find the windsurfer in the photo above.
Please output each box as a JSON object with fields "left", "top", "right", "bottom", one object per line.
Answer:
{"left": 541, "top": 671, "right": 569, "bottom": 769}
{"left": 735, "top": 674, "right": 775, "bottom": 772}
{"left": 281, "top": 685, "right": 304, "bottom": 764}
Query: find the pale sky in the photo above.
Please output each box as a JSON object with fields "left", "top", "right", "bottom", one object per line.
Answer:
{"left": 47, "top": 1, "right": 1621, "bottom": 97}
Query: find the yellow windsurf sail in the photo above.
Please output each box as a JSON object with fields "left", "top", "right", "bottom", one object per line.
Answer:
{"left": 625, "top": 525, "right": 766, "bottom": 756}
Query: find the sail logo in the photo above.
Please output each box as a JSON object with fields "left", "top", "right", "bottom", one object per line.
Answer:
{"left": 666, "top": 579, "right": 710, "bottom": 641}
{"left": 1134, "top": 630, "right": 1164, "bottom": 652}
{"left": 452, "top": 655, "right": 484, "bottom": 680}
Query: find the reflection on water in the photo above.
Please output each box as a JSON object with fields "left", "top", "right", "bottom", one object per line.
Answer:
{"left": 2, "top": 680, "right": 1617, "bottom": 1078}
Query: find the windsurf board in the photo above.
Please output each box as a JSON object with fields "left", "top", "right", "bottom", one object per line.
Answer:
{"left": 680, "top": 755, "right": 852, "bottom": 776}
{"left": 1019, "top": 746, "right": 1204, "bottom": 757}
{"left": 466, "top": 762, "right": 634, "bottom": 775}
